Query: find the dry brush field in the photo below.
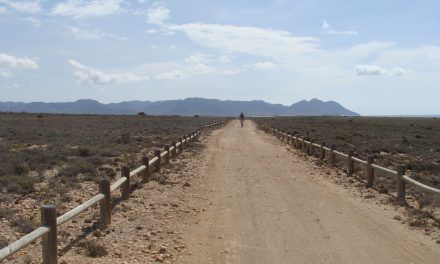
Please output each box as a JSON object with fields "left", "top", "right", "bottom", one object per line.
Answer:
{"left": 0, "top": 113, "right": 222, "bottom": 252}
{"left": 255, "top": 116, "right": 440, "bottom": 212}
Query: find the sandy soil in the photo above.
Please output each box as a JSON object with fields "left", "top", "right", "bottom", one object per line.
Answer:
{"left": 179, "top": 120, "right": 440, "bottom": 264}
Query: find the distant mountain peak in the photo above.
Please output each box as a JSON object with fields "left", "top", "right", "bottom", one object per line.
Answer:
{"left": 0, "top": 97, "right": 359, "bottom": 116}
{"left": 75, "top": 99, "right": 101, "bottom": 104}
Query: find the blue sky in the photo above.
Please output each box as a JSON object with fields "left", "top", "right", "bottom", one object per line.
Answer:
{"left": 0, "top": 0, "right": 439, "bottom": 115}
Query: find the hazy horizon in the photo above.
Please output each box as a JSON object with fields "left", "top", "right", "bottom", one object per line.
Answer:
{"left": 1, "top": 1, "right": 440, "bottom": 115}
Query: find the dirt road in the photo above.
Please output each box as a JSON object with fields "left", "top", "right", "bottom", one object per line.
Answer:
{"left": 180, "top": 120, "right": 439, "bottom": 264}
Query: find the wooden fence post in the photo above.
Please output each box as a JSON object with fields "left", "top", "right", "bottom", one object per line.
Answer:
{"left": 41, "top": 205, "right": 57, "bottom": 264}
{"left": 320, "top": 142, "right": 325, "bottom": 160}
{"left": 155, "top": 149, "right": 161, "bottom": 172}
{"left": 330, "top": 144, "right": 336, "bottom": 166}
{"left": 396, "top": 165, "right": 406, "bottom": 203}
{"left": 347, "top": 149, "right": 354, "bottom": 176}
{"left": 179, "top": 137, "right": 183, "bottom": 152}
{"left": 187, "top": 134, "right": 192, "bottom": 144}
{"left": 99, "top": 177, "right": 111, "bottom": 229}
{"left": 194, "top": 130, "right": 199, "bottom": 140}
{"left": 164, "top": 145, "right": 170, "bottom": 164}
{"left": 308, "top": 140, "right": 314, "bottom": 156}
{"left": 366, "top": 155, "right": 374, "bottom": 187}
{"left": 121, "top": 165, "right": 130, "bottom": 200}
{"left": 142, "top": 156, "right": 149, "bottom": 182}
{"left": 171, "top": 141, "right": 177, "bottom": 158}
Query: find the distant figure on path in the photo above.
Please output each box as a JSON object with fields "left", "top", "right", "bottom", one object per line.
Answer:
{"left": 239, "top": 112, "right": 245, "bottom": 127}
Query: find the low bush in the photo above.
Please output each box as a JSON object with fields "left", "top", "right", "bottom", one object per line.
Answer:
{"left": 120, "top": 133, "right": 131, "bottom": 144}
{"left": 59, "top": 158, "right": 96, "bottom": 180}
{"left": 10, "top": 217, "right": 37, "bottom": 234}
{"left": 78, "top": 146, "right": 91, "bottom": 157}
{"left": 79, "top": 240, "right": 108, "bottom": 258}
{"left": 13, "top": 163, "right": 29, "bottom": 175}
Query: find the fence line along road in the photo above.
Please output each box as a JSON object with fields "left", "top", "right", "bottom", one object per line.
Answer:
{"left": 256, "top": 122, "right": 440, "bottom": 202}
{"left": 0, "top": 120, "right": 225, "bottom": 264}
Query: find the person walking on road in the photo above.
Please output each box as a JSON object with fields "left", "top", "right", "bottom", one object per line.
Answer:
{"left": 239, "top": 112, "right": 245, "bottom": 127}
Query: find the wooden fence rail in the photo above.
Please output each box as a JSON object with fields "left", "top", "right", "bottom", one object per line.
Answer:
{"left": 257, "top": 122, "right": 440, "bottom": 202}
{"left": 0, "top": 120, "right": 225, "bottom": 263}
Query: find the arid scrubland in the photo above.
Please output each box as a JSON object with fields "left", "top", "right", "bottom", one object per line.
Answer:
{"left": 0, "top": 113, "right": 222, "bottom": 247}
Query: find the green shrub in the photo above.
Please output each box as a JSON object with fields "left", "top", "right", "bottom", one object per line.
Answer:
{"left": 120, "top": 133, "right": 131, "bottom": 144}
{"left": 78, "top": 146, "right": 91, "bottom": 157}
{"left": 17, "top": 177, "right": 35, "bottom": 194}
{"left": 59, "top": 158, "right": 96, "bottom": 179}
{"left": 13, "top": 163, "right": 29, "bottom": 175}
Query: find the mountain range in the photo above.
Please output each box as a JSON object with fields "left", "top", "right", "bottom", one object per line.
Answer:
{"left": 0, "top": 98, "right": 359, "bottom": 116}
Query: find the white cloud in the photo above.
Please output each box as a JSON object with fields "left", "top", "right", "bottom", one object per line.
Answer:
{"left": 372, "top": 45, "right": 440, "bottom": 71}
{"left": 327, "top": 30, "right": 357, "bottom": 36}
{"left": 0, "top": 6, "right": 7, "bottom": 13}
{"left": 0, "top": 53, "right": 38, "bottom": 77}
{"left": 354, "top": 64, "right": 405, "bottom": 76}
{"left": 166, "top": 23, "right": 319, "bottom": 59}
{"left": 322, "top": 19, "right": 330, "bottom": 30}
{"left": 345, "top": 42, "right": 395, "bottom": 58}
{"left": 249, "top": 61, "right": 276, "bottom": 70}
{"left": 184, "top": 53, "right": 211, "bottom": 64}
{"left": 151, "top": 56, "right": 218, "bottom": 80}
{"left": 0, "top": 69, "right": 11, "bottom": 77}
{"left": 68, "top": 26, "right": 129, "bottom": 40}
{"left": 156, "top": 70, "right": 185, "bottom": 80}
{"left": 222, "top": 69, "right": 242, "bottom": 75}
{"left": 68, "top": 59, "right": 148, "bottom": 85}
{"left": 147, "top": 3, "right": 169, "bottom": 25}
{"left": 0, "top": 0, "right": 41, "bottom": 13}
{"left": 190, "top": 64, "right": 216, "bottom": 75}
{"left": 24, "top": 16, "right": 41, "bottom": 27}
{"left": 69, "top": 26, "right": 102, "bottom": 39}
{"left": 322, "top": 19, "right": 357, "bottom": 36}
{"left": 218, "top": 54, "right": 233, "bottom": 64}
{"left": 52, "top": 0, "right": 123, "bottom": 19}
{"left": 146, "top": 29, "right": 157, "bottom": 34}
